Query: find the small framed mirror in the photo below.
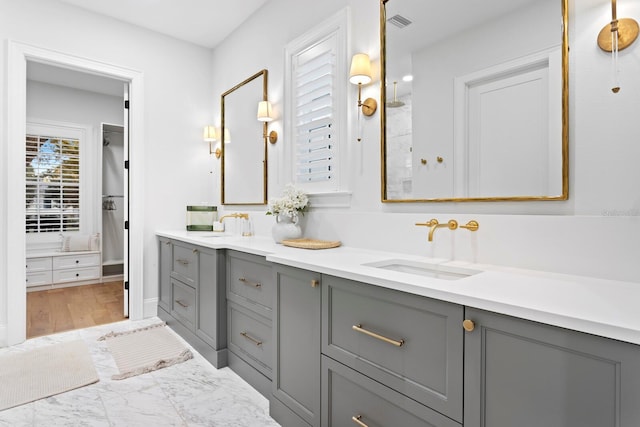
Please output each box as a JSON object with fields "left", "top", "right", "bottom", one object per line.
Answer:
{"left": 221, "top": 69, "right": 269, "bottom": 205}
{"left": 381, "top": 0, "right": 569, "bottom": 202}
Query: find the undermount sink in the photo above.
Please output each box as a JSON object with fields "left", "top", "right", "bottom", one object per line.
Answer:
{"left": 363, "top": 259, "right": 482, "bottom": 280}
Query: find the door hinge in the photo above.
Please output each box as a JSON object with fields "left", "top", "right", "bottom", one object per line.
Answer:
{"left": 124, "top": 100, "right": 130, "bottom": 109}
{"left": 124, "top": 160, "right": 129, "bottom": 169}
{"left": 124, "top": 220, "right": 129, "bottom": 230}
{"left": 124, "top": 281, "right": 129, "bottom": 290}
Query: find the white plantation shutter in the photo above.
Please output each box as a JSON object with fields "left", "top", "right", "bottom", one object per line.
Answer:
{"left": 294, "top": 45, "right": 336, "bottom": 185}
{"left": 25, "top": 134, "right": 81, "bottom": 233}
{"left": 285, "top": 9, "right": 349, "bottom": 202}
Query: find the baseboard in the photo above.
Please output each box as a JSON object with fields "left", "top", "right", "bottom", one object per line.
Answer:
{"left": 143, "top": 298, "right": 158, "bottom": 318}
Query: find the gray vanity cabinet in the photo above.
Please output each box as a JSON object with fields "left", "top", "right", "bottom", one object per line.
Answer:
{"left": 226, "top": 250, "right": 274, "bottom": 399}
{"left": 322, "top": 275, "right": 464, "bottom": 425}
{"left": 464, "top": 307, "right": 640, "bottom": 427}
{"left": 157, "top": 238, "right": 227, "bottom": 368}
{"left": 158, "top": 237, "right": 172, "bottom": 312}
{"left": 271, "top": 265, "right": 322, "bottom": 427}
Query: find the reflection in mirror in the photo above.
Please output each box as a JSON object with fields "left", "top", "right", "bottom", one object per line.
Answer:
{"left": 381, "top": 0, "right": 568, "bottom": 202}
{"left": 221, "top": 69, "right": 268, "bottom": 205}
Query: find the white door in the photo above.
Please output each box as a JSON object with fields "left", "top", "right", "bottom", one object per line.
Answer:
{"left": 123, "top": 84, "right": 130, "bottom": 317}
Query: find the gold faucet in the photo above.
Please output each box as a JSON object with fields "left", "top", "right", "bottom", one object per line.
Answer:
{"left": 415, "top": 219, "right": 458, "bottom": 242}
{"left": 219, "top": 213, "right": 249, "bottom": 222}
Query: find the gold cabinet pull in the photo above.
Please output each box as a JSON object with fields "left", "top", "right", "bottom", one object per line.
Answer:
{"left": 164, "top": 240, "right": 171, "bottom": 245}
{"left": 176, "top": 259, "right": 189, "bottom": 266}
{"left": 175, "top": 299, "right": 189, "bottom": 308}
{"left": 463, "top": 319, "right": 475, "bottom": 332}
{"left": 192, "top": 248, "right": 198, "bottom": 254}
{"left": 352, "top": 415, "right": 368, "bottom": 427}
{"left": 240, "top": 331, "right": 263, "bottom": 346}
{"left": 311, "top": 279, "right": 320, "bottom": 288}
{"left": 238, "top": 277, "right": 262, "bottom": 288}
{"left": 352, "top": 324, "right": 405, "bottom": 347}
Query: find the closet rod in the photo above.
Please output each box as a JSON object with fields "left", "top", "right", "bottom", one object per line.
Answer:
{"left": 102, "top": 195, "right": 124, "bottom": 198}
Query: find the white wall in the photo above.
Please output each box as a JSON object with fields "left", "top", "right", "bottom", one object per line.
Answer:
{"left": 210, "top": 0, "right": 640, "bottom": 283}
{"left": 0, "top": 0, "right": 214, "bottom": 340}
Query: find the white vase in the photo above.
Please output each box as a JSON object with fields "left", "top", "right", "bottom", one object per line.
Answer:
{"left": 271, "top": 214, "right": 302, "bottom": 243}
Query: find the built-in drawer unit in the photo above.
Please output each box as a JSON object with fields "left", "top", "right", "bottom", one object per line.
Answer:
{"left": 227, "top": 301, "right": 272, "bottom": 378}
{"left": 26, "top": 271, "right": 53, "bottom": 288}
{"left": 322, "top": 275, "right": 464, "bottom": 423}
{"left": 322, "top": 356, "right": 461, "bottom": 427}
{"left": 53, "top": 266, "right": 101, "bottom": 284}
{"left": 52, "top": 253, "right": 101, "bottom": 270}
{"left": 171, "top": 278, "right": 196, "bottom": 331}
{"left": 171, "top": 243, "right": 199, "bottom": 287}
{"left": 227, "top": 250, "right": 273, "bottom": 317}
{"left": 26, "top": 257, "right": 52, "bottom": 273}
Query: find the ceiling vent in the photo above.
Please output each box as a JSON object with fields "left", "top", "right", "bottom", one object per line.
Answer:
{"left": 387, "top": 14, "right": 412, "bottom": 29}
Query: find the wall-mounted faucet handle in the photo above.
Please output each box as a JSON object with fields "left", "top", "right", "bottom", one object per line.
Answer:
{"left": 460, "top": 220, "right": 479, "bottom": 232}
{"left": 415, "top": 218, "right": 439, "bottom": 227}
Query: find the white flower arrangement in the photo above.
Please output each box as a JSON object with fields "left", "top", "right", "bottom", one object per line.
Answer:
{"left": 266, "top": 184, "right": 309, "bottom": 218}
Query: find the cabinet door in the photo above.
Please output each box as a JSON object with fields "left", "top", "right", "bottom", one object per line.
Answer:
{"left": 196, "top": 247, "right": 226, "bottom": 350}
{"left": 158, "top": 238, "right": 172, "bottom": 312}
{"left": 464, "top": 307, "right": 640, "bottom": 427}
{"left": 273, "top": 265, "right": 321, "bottom": 427}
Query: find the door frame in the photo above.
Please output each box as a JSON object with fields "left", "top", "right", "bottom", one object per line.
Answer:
{"left": 4, "top": 40, "right": 145, "bottom": 345}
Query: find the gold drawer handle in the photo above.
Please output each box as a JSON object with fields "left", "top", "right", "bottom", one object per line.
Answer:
{"left": 177, "top": 259, "right": 189, "bottom": 265}
{"left": 352, "top": 415, "right": 368, "bottom": 427}
{"left": 192, "top": 248, "right": 198, "bottom": 254}
{"left": 239, "top": 277, "right": 262, "bottom": 288}
{"left": 240, "top": 331, "right": 263, "bottom": 346}
{"left": 175, "top": 299, "right": 189, "bottom": 308}
{"left": 352, "top": 324, "right": 405, "bottom": 347}
{"left": 311, "top": 279, "right": 320, "bottom": 288}
{"left": 165, "top": 240, "right": 171, "bottom": 245}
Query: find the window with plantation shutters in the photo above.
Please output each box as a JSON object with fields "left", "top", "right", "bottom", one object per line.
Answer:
{"left": 285, "top": 9, "right": 349, "bottom": 202}
{"left": 294, "top": 42, "right": 336, "bottom": 185}
{"left": 25, "top": 134, "right": 80, "bottom": 233}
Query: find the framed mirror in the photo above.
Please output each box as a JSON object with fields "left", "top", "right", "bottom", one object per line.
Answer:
{"left": 381, "top": 0, "right": 568, "bottom": 202}
{"left": 221, "top": 69, "right": 269, "bottom": 205}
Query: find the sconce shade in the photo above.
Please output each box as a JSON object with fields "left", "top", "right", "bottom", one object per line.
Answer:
{"left": 257, "top": 100, "right": 274, "bottom": 122}
{"left": 349, "top": 53, "right": 373, "bottom": 85}
{"left": 203, "top": 125, "right": 216, "bottom": 141}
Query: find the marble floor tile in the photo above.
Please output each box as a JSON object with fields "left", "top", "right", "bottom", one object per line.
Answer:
{"left": 0, "top": 318, "right": 280, "bottom": 427}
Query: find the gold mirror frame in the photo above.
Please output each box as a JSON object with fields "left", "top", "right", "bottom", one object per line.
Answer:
{"left": 380, "top": 0, "right": 569, "bottom": 203}
{"left": 221, "top": 69, "right": 269, "bottom": 205}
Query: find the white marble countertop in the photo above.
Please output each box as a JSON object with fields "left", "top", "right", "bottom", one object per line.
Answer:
{"left": 157, "top": 230, "right": 640, "bottom": 346}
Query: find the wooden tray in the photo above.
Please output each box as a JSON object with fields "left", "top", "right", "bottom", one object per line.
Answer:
{"left": 281, "top": 238, "right": 342, "bottom": 250}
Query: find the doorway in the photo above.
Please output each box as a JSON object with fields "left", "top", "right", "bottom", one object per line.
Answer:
{"left": 5, "top": 41, "right": 145, "bottom": 346}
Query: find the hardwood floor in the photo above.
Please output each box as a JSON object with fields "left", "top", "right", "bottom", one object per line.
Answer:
{"left": 26, "top": 281, "right": 126, "bottom": 339}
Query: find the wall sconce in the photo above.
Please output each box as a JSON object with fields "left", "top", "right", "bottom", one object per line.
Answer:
{"left": 257, "top": 100, "right": 278, "bottom": 144}
{"left": 203, "top": 125, "right": 221, "bottom": 158}
{"left": 349, "top": 53, "right": 377, "bottom": 117}
{"left": 597, "top": 0, "right": 638, "bottom": 93}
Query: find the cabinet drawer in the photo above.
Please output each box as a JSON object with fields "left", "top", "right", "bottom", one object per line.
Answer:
{"left": 322, "top": 356, "right": 460, "bottom": 427}
{"left": 172, "top": 243, "right": 198, "bottom": 287}
{"left": 26, "top": 271, "right": 52, "bottom": 287}
{"left": 26, "top": 257, "right": 52, "bottom": 272}
{"left": 171, "top": 279, "right": 196, "bottom": 331}
{"left": 53, "top": 253, "right": 100, "bottom": 270}
{"left": 322, "top": 275, "right": 464, "bottom": 422}
{"left": 227, "top": 251, "right": 273, "bottom": 314}
{"left": 228, "top": 301, "right": 272, "bottom": 378}
{"left": 52, "top": 266, "right": 100, "bottom": 283}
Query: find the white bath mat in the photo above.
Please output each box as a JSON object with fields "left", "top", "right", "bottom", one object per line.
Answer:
{"left": 98, "top": 323, "right": 193, "bottom": 380}
{"left": 0, "top": 340, "right": 99, "bottom": 411}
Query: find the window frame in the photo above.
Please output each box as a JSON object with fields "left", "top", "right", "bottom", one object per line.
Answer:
{"left": 25, "top": 121, "right": 94, "bottom": 245}
{"left": 284, "top": 8, "right": 352, "bottom": 208}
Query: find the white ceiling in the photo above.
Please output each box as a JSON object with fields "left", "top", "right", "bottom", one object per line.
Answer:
{"left": 56, "top": 0, "right": 270, "bottom": 49}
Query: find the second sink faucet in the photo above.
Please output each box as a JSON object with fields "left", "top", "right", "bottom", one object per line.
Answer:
{"left": 219, "top": 213, "right": 249, "bottom": 222}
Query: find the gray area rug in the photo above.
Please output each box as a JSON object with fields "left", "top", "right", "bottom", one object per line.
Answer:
{"left": 98, "top": 323, "right": 192, "bottom": 380}
{"left": 0, "top": 340, "right": 99, "bottom": 411}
